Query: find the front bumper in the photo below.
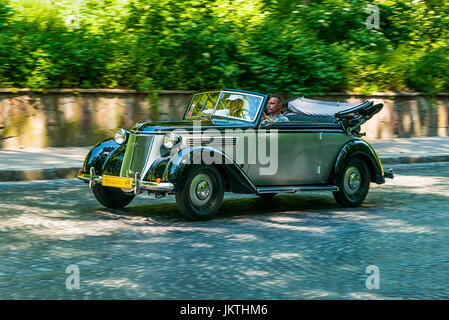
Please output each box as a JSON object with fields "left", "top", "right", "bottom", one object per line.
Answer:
{"left": 77, "top": 168, "right": 175, "bottom": 194}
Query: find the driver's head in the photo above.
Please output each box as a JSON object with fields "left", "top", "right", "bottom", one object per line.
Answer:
{"left": 267, "top": 94, "right": 283, "bottom": 116}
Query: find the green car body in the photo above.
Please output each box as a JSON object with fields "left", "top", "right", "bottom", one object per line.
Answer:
{"left": 78, "top": 89, "right": 392, "bottom": 220}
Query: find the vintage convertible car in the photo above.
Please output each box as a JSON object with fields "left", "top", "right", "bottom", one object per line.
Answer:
{"left": 77, "top": 89, "right": 393, "bottom": 220}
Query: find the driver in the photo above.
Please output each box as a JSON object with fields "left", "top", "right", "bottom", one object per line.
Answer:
{"left": 262, "top": 94, "right": 288, "bottom": 123}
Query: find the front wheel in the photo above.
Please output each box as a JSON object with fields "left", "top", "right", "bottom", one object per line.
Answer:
{"left": 175, "top": 166, "right": 224, "bottom": 220}
{"left": 92, "top": 184, "right": 135, "bottom": 209}
{"left": 333, "top": 158, "right": 370, "bottom": 207}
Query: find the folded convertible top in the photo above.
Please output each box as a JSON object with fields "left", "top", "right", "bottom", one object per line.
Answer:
{"left": 287, "top": 97, "right": 371, "bottom": 118}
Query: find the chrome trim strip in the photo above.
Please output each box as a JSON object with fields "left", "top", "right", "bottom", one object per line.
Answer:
{"left": 131, "top": 130, "right": 166, "bottom": 135}
{"left": 256, "top": 185, "right": 339, "bottom": 193}
{"left": 133, "top": 128, "right": 344, "bottom": 135}
{"left": 184, "top": 136, "right": 238, "bottom": 147}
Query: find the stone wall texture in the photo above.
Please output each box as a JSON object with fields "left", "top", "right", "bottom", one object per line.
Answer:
{"left": 0, "top": 89, "right": 448, "bottom": 148}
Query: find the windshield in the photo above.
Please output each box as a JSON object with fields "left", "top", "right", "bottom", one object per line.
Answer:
{"left": 185, "top": 91, "right": 220, "bottom": 119}
{"left": 184, "top": 90, "right": 264, "bottom": 122}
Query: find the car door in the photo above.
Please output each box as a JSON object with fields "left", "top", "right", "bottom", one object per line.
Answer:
{"left": 318, "top": 132, "right": 353, "bottom": 183}
{"left": 246, "top": 122, "right": 321, "bottom": 186}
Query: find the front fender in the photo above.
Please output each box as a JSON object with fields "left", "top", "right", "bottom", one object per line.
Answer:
{"left": 331, "top": 139, "right": 385, "bottom": 184}
{"left": 82, "top": 139, "right": 126, "bottom": 176}
{"left": 147, "top": 146, "right": 257, "bottom": 193}
{"left": 144, "top": 156, "right": 171, "bottom": 182}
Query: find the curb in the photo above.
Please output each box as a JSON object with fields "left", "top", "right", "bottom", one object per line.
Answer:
{"left": 380, "top": 155, "right": 449, "bottom": 165}
{"left": 0, "top": 156, "right": 448, "bottom": 182}
{"left": 0, "top": 167, "right": 78, "bottom": 182}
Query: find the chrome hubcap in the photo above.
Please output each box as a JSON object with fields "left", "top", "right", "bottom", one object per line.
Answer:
{"left": 190, "top": 173, "right": 213, "bottom": 207}
{"left": 196, "top": 180, "right": 211, "bottom": 200}
{"left": 344, "top": 166, "right": 362, "bottom": 195}
{"left": 348, "top": 172, "right": 361, "bottom": 190}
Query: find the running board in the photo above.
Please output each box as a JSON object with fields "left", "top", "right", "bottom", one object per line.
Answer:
{"left": 256, "top": 185, "right": 339, "bottom": 194}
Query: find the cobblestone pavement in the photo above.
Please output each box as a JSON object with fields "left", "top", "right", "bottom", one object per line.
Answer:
{"left": 1, "top": 163, "right": 449, "bottom": 299}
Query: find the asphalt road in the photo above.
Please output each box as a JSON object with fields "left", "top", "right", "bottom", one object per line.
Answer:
{"left": 1, "top": 163, "right": 449, "bottom": 299}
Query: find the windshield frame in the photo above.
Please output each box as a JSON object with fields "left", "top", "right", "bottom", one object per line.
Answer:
{"left": 183, "top": 90, "right": 221, "bottom": 120}
{"left": 183, "top": 89, "right": 266, "bottom": 123}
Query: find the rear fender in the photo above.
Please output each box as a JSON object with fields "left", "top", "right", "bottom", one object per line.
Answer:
{"left": 331, "top": 139, "right": 385, "bottom": 185}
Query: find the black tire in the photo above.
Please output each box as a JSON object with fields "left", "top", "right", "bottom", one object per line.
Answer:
{"left": 92, "top": 184, "right": 135, "bottom": 209}
{"left": 333, "top": 157, "right": 371, "bottom": 207}
{"left": 175, "top": 166, "right": 224, "bottom": 220}
{"left": 257, "top": 193, "right": 277, "bottom": 199}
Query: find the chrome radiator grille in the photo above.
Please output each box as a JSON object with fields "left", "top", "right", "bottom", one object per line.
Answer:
{"left": 120, "top": 134, "right": 154, "bottom": 178}
{"left": 184, "top": 136, "right": 238, "bottom": 147}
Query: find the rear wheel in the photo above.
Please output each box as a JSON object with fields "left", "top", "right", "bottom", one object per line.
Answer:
{"left": 175, "top": 166, "right": 224, "bottom": 220}
{"left": 333, "top": 158, "right": 370, "bottom": 207}
{"left": 92, "top": 184, "right": 135, "bottom": 209}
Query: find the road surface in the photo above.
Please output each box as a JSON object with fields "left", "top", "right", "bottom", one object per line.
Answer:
{"left": 1, "top": 163, "right": 448, "bottom": 299}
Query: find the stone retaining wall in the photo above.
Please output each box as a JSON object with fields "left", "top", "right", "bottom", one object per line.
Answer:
{"left": 0, "top": 89, "right": 448, "bottom": 148}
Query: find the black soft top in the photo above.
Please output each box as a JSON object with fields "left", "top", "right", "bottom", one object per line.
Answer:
{"left": 286, "top": 97, "right": 373, "bottom": 118}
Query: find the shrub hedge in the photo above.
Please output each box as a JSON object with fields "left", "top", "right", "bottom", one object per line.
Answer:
{"left": 0, "top": 0, "right": 448, "bottom": 95}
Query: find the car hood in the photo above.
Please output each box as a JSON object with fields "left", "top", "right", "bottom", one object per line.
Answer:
{"left": 133, "top": 118, "right": 256, "bottom": 133}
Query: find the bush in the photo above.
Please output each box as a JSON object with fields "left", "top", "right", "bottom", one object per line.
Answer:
{"left": 245, "top": 17, "right": 346, "bottom": 95}
{"left": 0, "top": 0, "right": 448, "bottom": 94}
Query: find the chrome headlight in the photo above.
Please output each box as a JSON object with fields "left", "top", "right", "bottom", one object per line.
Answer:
{"left": 163, "top": 132, "right": 181, "bottom": 149}
{"left": 114, "top": 128, "right": 129, "bottom": 145}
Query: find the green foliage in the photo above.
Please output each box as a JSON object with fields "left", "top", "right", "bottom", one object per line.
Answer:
{"left": 0, "top": 0, "right": 448, "bottom": 94}
{"left": 246, "top": 17, "right": 346, "bottom": 94}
